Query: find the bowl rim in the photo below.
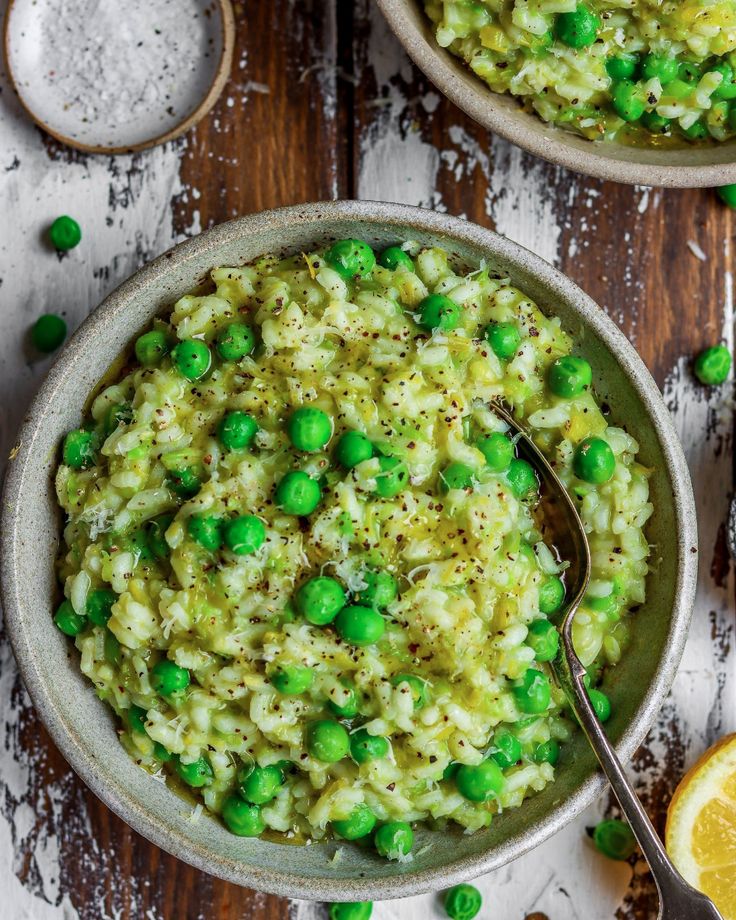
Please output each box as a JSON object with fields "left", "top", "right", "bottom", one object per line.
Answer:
{"left": 1, "top": 200, "right": 698, "bottom": 900}
{"left": 374, "top": 0, "right": 736, "bottom": 189}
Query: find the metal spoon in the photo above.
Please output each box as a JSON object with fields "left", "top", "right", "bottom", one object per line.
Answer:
{"left": 491, "top": 400, "right": 723, "bottom": 920}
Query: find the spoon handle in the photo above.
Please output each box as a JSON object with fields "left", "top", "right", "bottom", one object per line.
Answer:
{"left": 559, "top": 650, "right": 724, "bottom": 920}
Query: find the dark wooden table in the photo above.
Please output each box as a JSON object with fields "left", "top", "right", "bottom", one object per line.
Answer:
{"left": 1, "top": 2, "right": 733, "bottom": 918}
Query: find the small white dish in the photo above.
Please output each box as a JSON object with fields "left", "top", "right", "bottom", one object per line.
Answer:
{"left": 3, "top": 0, "right": 234, "bottom": 154}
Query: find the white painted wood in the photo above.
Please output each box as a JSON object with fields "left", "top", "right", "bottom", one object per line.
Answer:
{"left": 0, "top": 2, "right": 733, "bottom": 917}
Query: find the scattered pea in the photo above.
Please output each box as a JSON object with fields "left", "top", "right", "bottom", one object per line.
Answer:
{"left": 216, "top": 322, "right": 255, "bottom": 361}
{"left": 175, "top": 756, "right": 213, "bottom": 788}
{"left": 172, "top": 339, "right": 211, "bottom": 381}
{"left": 269, "top": 664, "right": 314, "bottom": 695}
{"left": 443, "top": 883, "right": 482, "bottom": 920}
{"left": 86, "top": 589, "right": 117, "bottom": 627}
{"left": 593, "top": 819, "right": 637, "bottom": 860}
{"left": 477, "top": 432, "right": 513, "bottom": 472}
{"left": 374, "top": 455, "right": 409, "bottom": 498}
{"left": 526, "top": 619, "right": 560, "bottom": 662}
{"left": 350, "top": 728, "right": 389, "bottom": 764}
{"left": 356, "top": 569, "right": 397, "bottom": 610}
{"left": 238, "top": 764, "right": 284, "bottom": 805}
{"left": 31, "top": 314, "right": 67, "bottom": 353}
{"left": 485, "top": 321, "right": 521, "bottom": 360}
{"left": 54, "top": 599, "right": 86, "bottom": 636}
{"left": 378, "top": 245, "right": 414, "bottom": 272}
{"left": 335, "top": 430, "right": 374, "bottom": 468}
{"left": 218, "top": 411, "right": 258, "bottom": 451}
{"left": 49, "top": 215, "right": 81, "bottom": 251}
{"left": 455, "top": 759, "right": 505, "bottom": 802}
{"left": 328, "top": 903, "right": 373, "bottom": 920}
{"left": 187, "top": 514, "right": 223, "bottom": 551}
{"left": 513, "top": 668, "right": 551, "bottom": 714}
{"left": 555, "top": 5, "right": 600, "bottom": 48}
{"left": 135, "top": 330, "right": 170, "bottom": 367}
{"left": 694, "top": 344, "right": 731, "bottom": 385}
{"left": 440, "top": 462, "right": 474, "bottom": 493}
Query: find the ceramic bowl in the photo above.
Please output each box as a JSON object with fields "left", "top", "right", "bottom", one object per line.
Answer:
{"left": 1, "top": 201, "right": 697, "bottom": 900}
{"left": 375, "top": 0, "right": 736, "bottom": 188}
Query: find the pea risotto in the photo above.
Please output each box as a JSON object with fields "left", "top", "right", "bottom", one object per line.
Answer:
{"left": 54, "top": 239, "right": 652, "bottom": 856}
{"left": 424, "top": 0, "right": 736, "bottom": 145}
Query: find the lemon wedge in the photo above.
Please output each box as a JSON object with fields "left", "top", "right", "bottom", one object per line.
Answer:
{"left": 665, "top": 733, "right": 736, "bottom": 919}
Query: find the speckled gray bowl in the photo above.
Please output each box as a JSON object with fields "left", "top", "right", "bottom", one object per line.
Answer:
{"left": 1, "top": 201, "right": 697, "bottom": 901}
{"left": 376, "top": 0, "right": 736, "bottom": 188}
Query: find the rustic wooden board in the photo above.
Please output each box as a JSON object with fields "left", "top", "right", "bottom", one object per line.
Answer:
{"left": 0, "top": 2, "right": 733, "bottom": 919}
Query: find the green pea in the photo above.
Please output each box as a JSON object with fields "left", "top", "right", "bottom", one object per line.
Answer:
{"left": 506, "top": 458, "right": 538, "bottom": 499}
{"left": 729, "top": 104, "right": 736, "bottom": 132}
{"left": 539, "top": 576, "right": 565, "bottom": 615}
{"left": 533, "top": 739, "right": 560, "bottom": 765}
{"left": 357, "top": 569, "right": 397, "bottom": 609}
{"left": 490, "top": 730, "right": 522, "bottom": 769}
{"left": 31, "top": 314, "right": 67, "bottom": 353}
{"left": 287, "top": 407, "right": 332, "bottom": 452}
{"left": 218, "top": 411, "right": 258, "bottom": 451}
{"left": 335, "top": 605, "right": 385, "bottom": 646}
{"left": 153, "top": 742, "right": 172, "bottom": 762}
{"left": 440, "top": 462, "right": 475, "bottom": 493}
{"left": 391, "top": 673, "right": 429, "bottom": 709}
{"left": 444, "top": 883, "right": 483, "bottom": 920}
{"left": 127, "top": 704, "right": 147, "bottom": 734}
{"left": 332, "top": 804, "right": 377, "bottom": 840}
{"left": 327, "top": 678, "right": 360, "bottom": 719}
{"left": 378, "top": 246, "right": 414, "bottom": 272}
{"left": 350, "top": 728, "right": 389, "bottom": 764}
{"left": 455, "top": 759, "right": 505, "bottom": 802}
{"left": 694, "top": 344, "right": 731, "bottom": 385}
{"left": 555, "top": 5, "right": 600, "bottom": 48}
{"left": 375, "top": 455, "right": 409, "bottom": 498}
{"left": 62, "top": 428, "right": 96, "bottom": 469}
{"left": 325, "top": 239, "right": 376, "bottom": 280}
{"left": 221, "top": 795, "right": 265, "bottom": 837}
{"left": 513, "top": 668, "right": 551, "bottom": 714}
{"left": 147, "top": 514, "right": 173, "bottom": 559}
{"left": 216, "top": 323, "right": 256, "bottom": 361}
{"left": 443, "top": 762, "right": 460, "bottom": 781}
{"left": 593, "top": 819, "right": 637, "bottom": 860}
{"left": 548, "top": 355, "right": 592, "bottom": 397}
{"left": 573, "top": 437, "right": 616, "bottom": 484}
{"left": 306, "top": 719, "right": 350, "bottom": 763}
{"left": 664, "top": 78, "right": 695, "bottom": 100}
{"left": 135, "top": 330, "right": 170, "bottom": 367}
{"left": 529, "top": 29, "right": 553, "bottom": 54}
{"left": 717, "top": 184, "right": 736, "bottom": 208}
{"left": 683, "top": 119, "right": 708, "bottom": 140}
{"left": 151, "top": 659, "right": 190, "bottom": 696}
{"left": 238, "top": 764, "right": 284, "bottom": 804}
{"left": 417, "top": 294, "right": 462, "bottom": 332}
{"left": 611, "top": 80, "right": 646, "bottom": 122}
{"left": 187, "top": 514, "right": 223, "bottom": 551}
{"left": 335, "top": 430, "right": 374, "bottom": 468}
{"left": 328, "top": 903, "right": 373, "bottom": 920}
{"left": 605, "top": 53, "right": 639, "bottom": 81}
{"left": 485, "top": 321, "right": 521, "bottom": 360}
{"left": 223, "top": 515, "right": 266, "bottom": 555}
{"left": 374, "top": 821, "right": 414, "bottom": 860}
{"left": 678, "top": 61, "right": 702, "bottom": 85}
{"left": 641, "top": 111, "right": 671, "bottom": 135}
{"left": 104, "top": 402, "right": 133, "bottom": 435}
{"left": 275, "top": 471, "right": 322, "bottom": 515}
{"left": 269, "top": 664, "right": 314, "bottom": 695}
{"left": 477, "top": 432, "right": 514, "bottom": 472}
{"left": 641, "top": 54, "right": 678, "bottom": 85}
{"left": 175, "top": 756, "right": 213, "bottom": 788}
{"left": 49, "top": 215, "right": 82, "bottom": 251}
{"left": 526, "top": 619, "right": 560, "bottom": 662}
{"left": 168, "top": 466, "right": 201, "bottom": 498}
{"left": 54, "top": 599, "right": 86, "bottom": 636}
{"left": 172, "top": 339, "right": 211, "bottom": 381}
{"left": 710, "top": 61, "right": 736, "bottom": 99}
{"left": 588, "top": 687, "right": 612, "bottom": 723}
{"left": 295, "top": 576, "right": 346, "bottom": 625}
{"left": 104, "top": 630, "right": 121, "bottom": 664}
{"left": 86, "top": 589, "right": 117, "bottom": 627}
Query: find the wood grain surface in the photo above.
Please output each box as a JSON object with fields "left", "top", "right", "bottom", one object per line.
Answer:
{"left": 0, "top": 2, "right": 734, "bottom": 919}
